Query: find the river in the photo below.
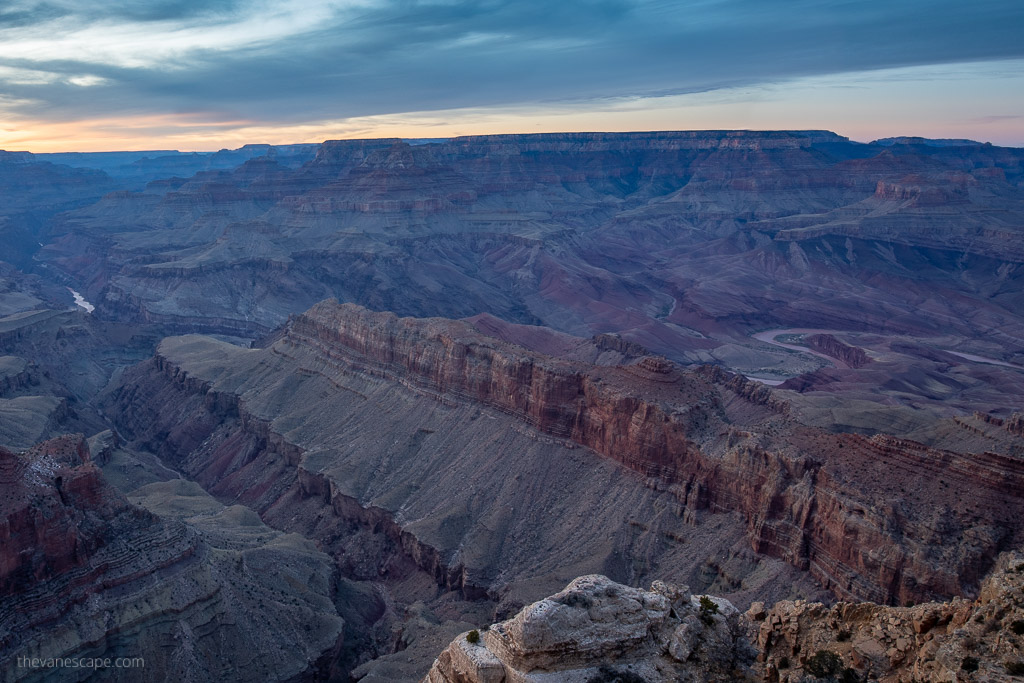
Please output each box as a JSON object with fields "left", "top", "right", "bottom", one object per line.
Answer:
{"left": 752, "top": 327, "right": 1023, "bottom": 371}
{"left": 68, "top": 288, "right": 95, "bottom": 313}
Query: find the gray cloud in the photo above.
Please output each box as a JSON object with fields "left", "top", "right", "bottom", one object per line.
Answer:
{"left": 0, "top": 0, "right": 239, "bottom": 25}
{"left": 2, "top": 0, "right": 1023, "bottom": 126}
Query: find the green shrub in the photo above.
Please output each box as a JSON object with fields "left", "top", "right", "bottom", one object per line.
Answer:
{"left": 699, "top": 595, "right": 719, "bottom": 614}
{"left": 698, "top": 595, "right": 720, "bottom": 624}
{"left": 961, "top": 656, "right": 979, "bottom": 673}
{"left": 466, "top": 629, "right": 480, "bottom": 644}
{"left": 805, "top": 650, "right": 844, "bottom": 677}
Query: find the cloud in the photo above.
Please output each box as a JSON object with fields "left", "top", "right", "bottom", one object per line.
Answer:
{"left": 0, "top": 0, "right": 1022, "bottom": 143}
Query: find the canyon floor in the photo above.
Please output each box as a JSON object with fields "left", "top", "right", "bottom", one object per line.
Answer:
{"left": 1, "top": 131, "right": 1022, "bottom": 681}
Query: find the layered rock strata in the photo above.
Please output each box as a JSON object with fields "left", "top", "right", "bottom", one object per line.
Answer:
{"left": 40, "top": 131, "right": 1024, "bottom": 380}
{"left": 804, "top": 334, "right": 870, "bottom": 369}
{"left": 0, "top": 435, "right": 344, "bottom": 682}
{"left": 110, "top": 301, "right": 1024, "bottom": 609}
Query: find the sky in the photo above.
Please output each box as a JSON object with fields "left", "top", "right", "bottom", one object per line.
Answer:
{"left": 0, "top": 0, "right": 1022, "bottom": 152}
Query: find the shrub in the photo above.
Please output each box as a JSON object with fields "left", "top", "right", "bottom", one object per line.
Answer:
{"left": 1005, "top": 661, "right": 1024, "bottom": 676}
{"left": 1011, "top": 619, "right": 1024, "bottom": 635}
{"left": 698, "top": 595, "right": 720, "bottom": 624}
{"left": 961, "top": 656, "right": 979, "bottom": 673}
{"left": 777, "top": 656, "right": 790, "bottom": 669}
{"left": 466, "top": 630, "right": 480, "bottom": 644}
{"left": 699, "top": 595, "right": 719, "bottom": 614}
{"left": 836, "top": 629, "right": 851, "bottom": 642}
{"left": 805, "top": 650, "right": 844, "bottom": 678}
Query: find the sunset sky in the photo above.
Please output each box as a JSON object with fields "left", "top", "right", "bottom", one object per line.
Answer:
{"left": 1, "top": 0, "right": 1022, "bottom": 152}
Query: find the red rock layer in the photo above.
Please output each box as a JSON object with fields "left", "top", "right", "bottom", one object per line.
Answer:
{"left": 0, "top": 435, "right": 202, "bottom": 658}
{"left": 275, "top": 302, "right": 1024, "bottom": 605}
{"left": 805, "top": 334, "right": 870, "bottom": 369}
{"left": 0, "top": 435, "right": 158, "bottom": 594}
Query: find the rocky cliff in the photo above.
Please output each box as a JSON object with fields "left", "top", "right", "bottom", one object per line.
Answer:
{"left": 109, "top": 301, "right": 1024, "bottom": 615}
{"left": 0, "top": 434, "right": 344, "bottom": 682}
{"left": 424, "top": 575, "right": 756, "bottom": 682}
{"left": 749, "top": 551, "right": 1024, "bottom": 682}
{"left": 424, "top": 553, "right": 1024, "bottom": 683}
{"left": 804, "top": 334, "right": 870, "bottom": 369}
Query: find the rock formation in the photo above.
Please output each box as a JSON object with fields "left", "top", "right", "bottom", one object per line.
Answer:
{"left": 424, "top": 553, "right": 1024, "bottom": 683}
{"left": 108, "top": 301, "right": 1024, "bottom": 612}
{"left": 749, "top": 551, "right": 1024, "bottom": 682}
{"left": 804, "top": 334, "right": 870, "bottom": 369}
{"left": 0, "top": 434, "right": 345, "bottom": 682}
{"left": 2, "top": 130, "right": 1023, "bottom": 681}
{"left": 36, "top": 132, "right": 1024, "bottom": 371}
{"left": 424, "top": 575, "right": 756, "bottom": 682}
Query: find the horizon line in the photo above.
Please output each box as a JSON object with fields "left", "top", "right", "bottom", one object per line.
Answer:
{"left": 5, "top": 128, "right": 1016, "bottom": 156}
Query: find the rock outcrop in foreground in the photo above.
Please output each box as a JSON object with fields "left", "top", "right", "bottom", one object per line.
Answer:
{"left": 427, "top": 554, "right": 1024, "bottom": 682}
{"left": 424, "top": 575, "right": 756, "bottom": 682}
{"left": 750, "top": 551, "right": 1024, "bottom": 682}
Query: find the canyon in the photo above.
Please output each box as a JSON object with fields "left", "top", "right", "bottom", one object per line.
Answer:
{"left": 0, "top": 131, "right": 1022, "bottom": 680}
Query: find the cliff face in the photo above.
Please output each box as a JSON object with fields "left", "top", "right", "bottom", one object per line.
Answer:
{"left": 0, "top": 435, "right": 142, "bottom": 596}
{"left": 287, "top": 301, "right": 719, "bottom": 480}
{"left": 804, "top": 334, "right": 870, "bottom": 369}
{"left": 0, "top": 434, "right": 345, "bottom": 682}
{"left": 110, "top": 301, "right": 1024, "bottom": 611}
{"left": 287, "top": 302, "right": 1024, "bottom": 605}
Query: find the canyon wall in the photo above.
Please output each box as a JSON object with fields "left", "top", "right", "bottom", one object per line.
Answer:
{"left": 111, "top": 302, "right": 1024, "bottom": 609}
{"left": 0, "top": 434, "right": 344, "bottom": 682}
{"left": 37, "top": 132, "right": 1024, "bottom": 372}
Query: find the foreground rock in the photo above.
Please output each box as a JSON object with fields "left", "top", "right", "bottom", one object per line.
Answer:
{"left": 425, "top": 555, "right": 1024, "bottom": 683}
{"left": 424, "top": 575, "right": 756, "bottom": 682}
{"left": 750, "top": 551, "right": 1024, "bottom": 682}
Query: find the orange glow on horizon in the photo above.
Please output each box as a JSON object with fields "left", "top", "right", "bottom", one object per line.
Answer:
{"left": 4, "top": 62, "right": 1023, "bottom": 153}
{"left": 5, "top": 109, "right": 1024, "bottom": 154}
